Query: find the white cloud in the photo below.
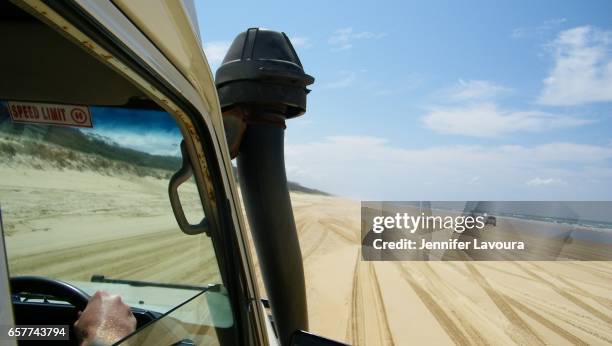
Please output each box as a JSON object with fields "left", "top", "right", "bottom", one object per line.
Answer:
{"left": 203, "top": 40, "right": 231, "bottom": 72}
{"left": 323, "top": 71, "right": 356, "bottom": 89}
{"left": 468, "top": 176, "right": 481, "bottom": 185}
{"left": 444, "top": 79, "right": 512, "bottom": 101}
{"left": 526, "top": 177, "right": 566, "bottom": 186}
{"left": 289, "top": 36, "right": 312, "bottom": 49}
{"left": 285, "top": 136, "right": 612, "bottom": 200}
{"left": 360, "top": 74, "right": 423, "bottom": 96}
{"left": 421, "top": 102, "right": 590, "bottom": 137}
{"left": 87, "top": 129, "right": 181, "bottom": 156}
{"left": 328, "top": 27, "right": 386, "bottom": 51}
{"left": 498, "top": 142, "right": 612, "bottom": 163}
{"left": 538, "top": 26, "right": 612, "bottom": 106}
{"left": 511, "top": 18, "right": 566, "bottom": 39}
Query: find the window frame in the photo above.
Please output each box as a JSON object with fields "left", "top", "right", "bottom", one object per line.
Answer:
{"left": 9, "top": 0, "right": 269, "bottom": 344}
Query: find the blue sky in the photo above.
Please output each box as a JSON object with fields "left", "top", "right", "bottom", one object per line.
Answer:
{"left": 195, "top": 0, "right": 612, "bottom": 200}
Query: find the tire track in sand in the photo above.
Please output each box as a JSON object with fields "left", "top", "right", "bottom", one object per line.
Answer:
{"left": 510, "top": 290, "right": 612, "bottom": 344}
{"left": 513, "top": 262, "right": 612, "bottom": 325}
{"left": 8, "top": 230, "right": 218, "bottom": 285}
{"left": 347, "top": 255, "right": 394, "bottom": 346}
{"left": 369, "top": 263, "right": 394, "bottom": 346}
{"left": 452, "top": 263, "right": 592, "bottom": 344}
{"left": 503, "top": 294, "right": 587, "bottom": 345}
{"left": 529, "top": 263, "right": 612, "bottom": 311}
{"left": 347, "top": 254, "right": 364, "bottom": 345}
{"left": 465, "top": 263, "right": 545, "bottom": 345}
{"left": 420, "top": 263, "right": 488, "bottom": 345}
{"left": 301, "top": 228, "right": 329, "bottom": 262}
{"left": 571, "top": 262, "right": 612, "bottom": 277}
{"left": 395, "top": 263, "right": 470, "bottom": 345}
{"left": 319, "top": 217, "right": 357, "bottom": 244}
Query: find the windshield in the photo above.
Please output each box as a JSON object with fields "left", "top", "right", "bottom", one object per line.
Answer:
{"left": 0, "top": 103, "right": 222, "bottom": 310}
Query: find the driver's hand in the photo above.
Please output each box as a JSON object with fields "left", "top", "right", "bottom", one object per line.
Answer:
{"left": 74, "top": 290, "right": 137, "bottom": 346}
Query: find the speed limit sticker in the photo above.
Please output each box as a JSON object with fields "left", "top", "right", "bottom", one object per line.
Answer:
{"left": 6, "top": 101, "right": 92, "bottom": 128}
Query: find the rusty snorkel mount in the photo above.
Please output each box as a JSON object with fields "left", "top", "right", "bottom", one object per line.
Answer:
{"left": 216, "top": 28, "right": 314, "bottom": 345}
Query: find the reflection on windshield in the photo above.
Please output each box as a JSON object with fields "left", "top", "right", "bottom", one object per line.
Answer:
{"left": 0, "top": 103, "right": 221, "bottom": 312}
{"left": 119, "top": 286, "right": 235, "bottom": 345}
{"left": 82, "top": 107, "right": 183, "bottom": 157}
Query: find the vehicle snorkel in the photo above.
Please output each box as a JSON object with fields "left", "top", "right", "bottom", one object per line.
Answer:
{"left": 216, "top": 28, "right": 314, "bottom": 345}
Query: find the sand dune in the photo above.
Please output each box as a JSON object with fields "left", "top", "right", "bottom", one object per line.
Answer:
{"left": 2, "top": 163, "right": 611, "bottom": 345}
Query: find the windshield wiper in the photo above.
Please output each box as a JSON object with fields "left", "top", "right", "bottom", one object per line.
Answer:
{"left": 90, "top": 275, "right": 218, "bottom": 292}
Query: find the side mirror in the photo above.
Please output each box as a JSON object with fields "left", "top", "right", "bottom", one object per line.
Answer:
{"left": 291, "top": 330, "right": 348, "bottom": 346}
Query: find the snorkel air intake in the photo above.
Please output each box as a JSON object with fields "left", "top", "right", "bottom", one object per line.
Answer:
{"left": 215, "top": 28, "right": 314, "bottom": 345}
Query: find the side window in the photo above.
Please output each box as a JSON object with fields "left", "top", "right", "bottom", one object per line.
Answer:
{"left": 1, "top": 104, "right": 220, "bottom": 291}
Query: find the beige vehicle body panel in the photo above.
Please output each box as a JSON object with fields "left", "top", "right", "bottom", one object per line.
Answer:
{"left": 0, "top": 218, "right": 16, "bottom": 346}
{"left": 9, "top": 0, "right": 271, "bottom": 344}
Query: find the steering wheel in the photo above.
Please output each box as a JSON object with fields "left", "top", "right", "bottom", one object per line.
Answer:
{"left": 10, "top": 276, "right": 90, "bottom": 311}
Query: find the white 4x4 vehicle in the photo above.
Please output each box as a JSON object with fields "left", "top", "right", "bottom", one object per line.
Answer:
{"left": 0, "top": 1, "right": 338, "bottom": 345}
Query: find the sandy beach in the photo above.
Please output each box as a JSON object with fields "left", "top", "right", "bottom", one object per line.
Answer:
{"left": 2, "top": 156, "right": 611, "bottom": 345}
{"left": 291, "top": 194, "right": 612, "bottom": 345}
